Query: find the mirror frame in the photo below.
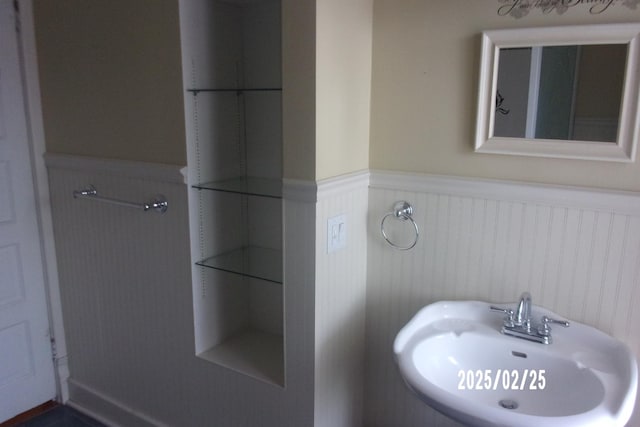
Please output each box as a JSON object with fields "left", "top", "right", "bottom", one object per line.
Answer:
{"left": 475, "top": 23, "right": 640, "bottom": 162}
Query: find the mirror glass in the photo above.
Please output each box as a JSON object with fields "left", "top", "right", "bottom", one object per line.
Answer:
{"left": 475, "top": 24, "right": 640, "bottom": 162}
{"left": 494, "top": 44, "right": 627, "bottom": 143}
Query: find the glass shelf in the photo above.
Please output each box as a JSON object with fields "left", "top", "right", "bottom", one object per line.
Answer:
{"left": 196, "top": 246, "right": 282, "bottom": 284}
{"left": 187, "top": 87, "right": 281, "bottom": 95}
{"left": 192, "top": 177, "right": 282, "bottom": 199}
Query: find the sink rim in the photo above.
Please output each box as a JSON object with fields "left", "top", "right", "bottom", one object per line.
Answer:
{"left": 394, "top": 300, "right": 638, "bottom": 427}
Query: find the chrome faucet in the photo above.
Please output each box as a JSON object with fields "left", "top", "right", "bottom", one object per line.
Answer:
{"left": 490, "top": 291, "right": 569, "bottom": 344}
{"left": 514, "top": 291, "right": 531, "bottom": 329}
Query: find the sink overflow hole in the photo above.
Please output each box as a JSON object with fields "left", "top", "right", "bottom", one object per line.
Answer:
{"left": 499, "top": 399, "right": 518, "bottom": 410}
{"left": 511, "top": 351, "right": 527, "bottom": 358}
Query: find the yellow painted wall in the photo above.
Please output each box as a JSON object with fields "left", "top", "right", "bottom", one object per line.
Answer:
{"left": 33, "top": 0, "right": 640, "bottom": 189}
{"left": 34, "top": 0, "right": 186, "bottom": 165}
{"left": 283, "top": 0, "right": 373, "bottom": 181}
{"left": 282, "top": 0, "right": 316, "bottom": 181}
{"left": 370, "top": 0, "right": 640, "bottom": 191}
{"left": 315, "top": 0, "right": 373, "bottom": 181}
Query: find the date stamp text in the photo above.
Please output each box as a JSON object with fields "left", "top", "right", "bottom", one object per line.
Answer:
{"left": 457, "top": 369, "right": 546, "bottom": 391}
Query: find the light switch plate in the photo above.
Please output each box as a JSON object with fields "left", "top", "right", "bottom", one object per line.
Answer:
{"left": 327, "top": 214, "right": 347, "bottom": 253}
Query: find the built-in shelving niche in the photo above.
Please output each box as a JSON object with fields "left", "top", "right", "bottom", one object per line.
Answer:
{"left": 184, "top": 0, "right": 284, "bottom": 387}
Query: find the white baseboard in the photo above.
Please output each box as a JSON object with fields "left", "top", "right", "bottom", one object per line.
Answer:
{"left": 67, "top": 379, "right": 170, "bottom": 427}
{"left": 54, "top": 356, "right": 70, "bottom": 403}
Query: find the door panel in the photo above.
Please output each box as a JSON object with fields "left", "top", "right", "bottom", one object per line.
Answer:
{"left": 0, "top": 322, "right": 33, "bottom": 385}
{"left": 0, "top": 244, "right": 25, "bottom": 306}
{"left": 0, "top": 162, "right": 13, "bottom": 223}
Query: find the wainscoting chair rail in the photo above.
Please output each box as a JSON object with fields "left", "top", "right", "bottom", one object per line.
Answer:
{"left": 72, "top": 185, "right": 168, "bottom": 214}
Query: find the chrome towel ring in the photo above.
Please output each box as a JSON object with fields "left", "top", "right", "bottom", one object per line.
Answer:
{"left": 381, "top": 201, "right": 419, "bottom": 250}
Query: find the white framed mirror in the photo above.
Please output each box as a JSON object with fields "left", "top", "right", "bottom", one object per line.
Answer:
{"left": 475, "top": 23, "right": 640, "bottom": 162}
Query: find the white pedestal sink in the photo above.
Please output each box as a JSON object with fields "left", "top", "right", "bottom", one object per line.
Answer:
{"left": 394, "top": 300, "right": 637, "bottom": 427}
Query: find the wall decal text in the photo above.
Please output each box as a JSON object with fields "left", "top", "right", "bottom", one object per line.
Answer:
{"left": 498, "top": 0, "right": 640, "bottom": 18}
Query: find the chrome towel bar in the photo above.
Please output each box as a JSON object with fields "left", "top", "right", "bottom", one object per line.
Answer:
{"left": 73, "top": 185, "right": 168, "bottom": 214}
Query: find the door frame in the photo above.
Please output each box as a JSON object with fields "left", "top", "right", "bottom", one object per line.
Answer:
{"left": 14, "top": 0, "right": 68, "bottom": 403}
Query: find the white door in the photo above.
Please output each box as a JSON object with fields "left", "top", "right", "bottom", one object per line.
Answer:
{"left": 0, "top": 0, "right": 57, "bottom": 421}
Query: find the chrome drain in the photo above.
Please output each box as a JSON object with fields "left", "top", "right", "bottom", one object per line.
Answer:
{"left": 499, "top": 399, "right": 518, "bottom": 410}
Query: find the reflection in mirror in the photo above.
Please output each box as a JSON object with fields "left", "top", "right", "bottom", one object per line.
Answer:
{"left": 494, "top": 44, "right": 626, "bottom": 142}
{"left": 475, "top": 24, "right": 640, "bottom": 162}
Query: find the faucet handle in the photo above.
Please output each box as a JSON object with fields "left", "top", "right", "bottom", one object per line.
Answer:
{"left": 490, "top": 306, "right": 515, "bottom": 327}
{"left": 537, "top": 315, "right": 570, "bottom": 336}
{"left": 542, "top": 315, "right": 569, "bottom": 327}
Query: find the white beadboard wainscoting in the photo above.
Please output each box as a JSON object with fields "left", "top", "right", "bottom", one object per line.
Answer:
{"left": 42, "top": 155, "right": 640, "bottom": 426}
{"left": 45, "top": 154, "right": 370, "bottom": 427}
{"left": 314, "top": 172, "right": 369, "bottom": 427}
{"left": 364, "top": 171, "right": 640, "bottom": 427}
{"left": 45, "top": 154, "right": 316, "bottom": 427}
{"left": 284, "top": 171, "right": 369, "bottom": 427}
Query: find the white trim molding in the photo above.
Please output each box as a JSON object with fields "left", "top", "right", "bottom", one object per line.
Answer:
{"left": 317, "top": 170, "right": 370, "bottom": 201}
{"left": 18, "top": 0, "right": 69, "bottom": 403}
{"left": 370, "top": 170, "right": 640, "bottom": 217}
{"left": 282, "top": 179, "right": 318, "bottom": 203}
{"left": 283, "top": 170, "right": 370, "bottom": 203}
{"left": 286, "top": 170, "right": 640, "bottom": 215}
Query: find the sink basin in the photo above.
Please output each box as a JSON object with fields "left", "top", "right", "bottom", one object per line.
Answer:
{"left": 394, "top": 301, "right": 637, "bottom": 427}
